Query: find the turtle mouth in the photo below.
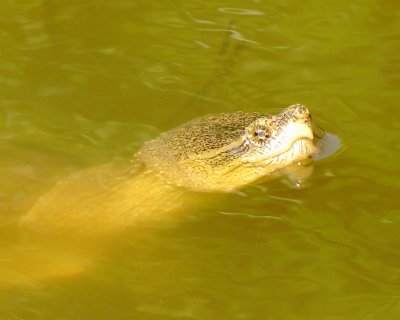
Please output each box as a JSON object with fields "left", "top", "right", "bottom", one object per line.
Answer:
{"left": 270, "top": 137, "right": 317, "bottom": 164}
{"left": 273, "top": 120, "right": 319, "bottom": 160}
{"left": 253, "top": 120, "right": 316, "bottom": 162}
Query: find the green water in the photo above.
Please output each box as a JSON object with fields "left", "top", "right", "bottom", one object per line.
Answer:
{"left": 1, "top": 0, "right": 399, "bottom": 319}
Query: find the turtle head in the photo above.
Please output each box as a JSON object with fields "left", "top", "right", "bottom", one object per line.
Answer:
{"left": 238, "top": 104, "right": 317, "bottom": 165}
{"left": 188, "top": 104, "right": 320, "bottom": 191}
{"left": 138, "top": 104, "right": 321, "bottom": 192}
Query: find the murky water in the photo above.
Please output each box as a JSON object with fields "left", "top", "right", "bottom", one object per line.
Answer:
{"left": 1, "top": 0, "right": 399, "bottom": 319}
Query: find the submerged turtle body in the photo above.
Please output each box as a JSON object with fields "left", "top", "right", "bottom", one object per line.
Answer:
{"left": 10, "top": 104, "right": 322, "bottom": 283}
{"left": 21, "top": 104, "right": 320, "bottom": 236}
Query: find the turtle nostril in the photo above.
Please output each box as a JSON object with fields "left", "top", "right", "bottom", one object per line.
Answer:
{"left": 297, "top": 107, "right": 311, "bottom": 121}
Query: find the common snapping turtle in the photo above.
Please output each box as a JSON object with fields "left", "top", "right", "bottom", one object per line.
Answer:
{"left": 8, "top": 104, "right": 326, "bottom": 283}
{"left": 20, "top": 104, "right": 319, "bottom": 234}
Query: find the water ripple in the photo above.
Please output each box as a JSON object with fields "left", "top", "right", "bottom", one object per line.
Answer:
{"left": 218, "top": 211, "right": 283, "bottom": 221}
{"left": 197, "top": 28, "right": 257, "bottom": 44}
{"left": 218, "top": 7, "right": 265, "bottom": 16}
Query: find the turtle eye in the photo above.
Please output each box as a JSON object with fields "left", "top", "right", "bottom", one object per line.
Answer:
{"left": 258, "top": 130, "right": 265, "bottom": 138}
{"left": 254, "top": 129, "right": 268, "bottom": 139}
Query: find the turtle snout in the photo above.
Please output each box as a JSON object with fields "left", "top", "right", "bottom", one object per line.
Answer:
{"left": 294, "top": 104, "right": 311, "bottom": 118}
{"left": 284, "top": 104, "right": 312, "bottom": 125}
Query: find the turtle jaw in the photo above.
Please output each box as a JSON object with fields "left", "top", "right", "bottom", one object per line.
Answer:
{"left": 258, "top": 136, "right": 317, "bottom": 171}
{"left": 244, "top": 120, "right": 316, "bottom": 163}
{"left": 266, "top": 120, "right": 317, "bottom": 165}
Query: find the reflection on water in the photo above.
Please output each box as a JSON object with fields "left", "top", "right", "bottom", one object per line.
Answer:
{"left": 1, "top": 0, "right": 400, "bottom": 319}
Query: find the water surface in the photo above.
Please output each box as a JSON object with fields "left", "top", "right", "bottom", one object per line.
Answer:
{"left": 0, "top": 0, "right": 399, "bottom": 319}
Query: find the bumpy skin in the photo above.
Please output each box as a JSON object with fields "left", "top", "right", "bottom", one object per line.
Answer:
{"left": 137, "top": 104, "right": 318, "bottom": 191}
{"left": 136, "top": 111, "right": 262, "bottom": 190}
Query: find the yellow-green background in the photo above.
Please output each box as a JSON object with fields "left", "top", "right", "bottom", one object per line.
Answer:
{"left": 0, "top": 0, "right": 399, "bottom": 319}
